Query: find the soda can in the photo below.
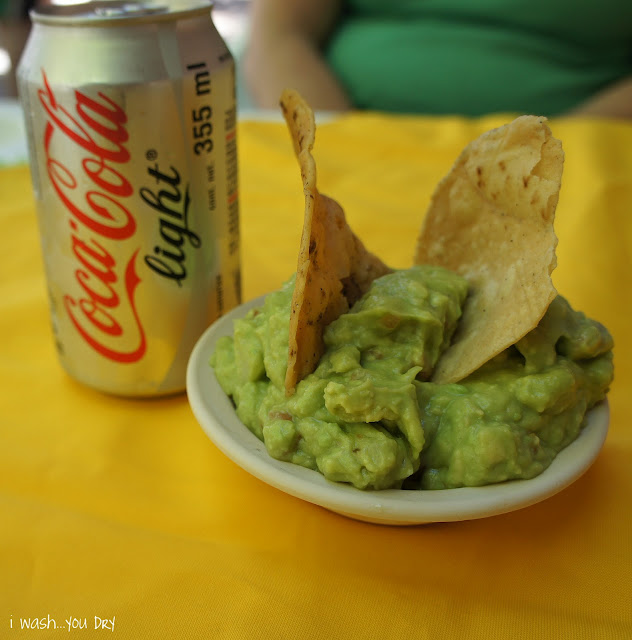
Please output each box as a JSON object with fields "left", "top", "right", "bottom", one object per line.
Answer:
{"left": 17, "top": 1, "right": 241, "bottom": 396}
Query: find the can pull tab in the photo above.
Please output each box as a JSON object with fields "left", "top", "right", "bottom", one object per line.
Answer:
{"left": 94, "top": 3, "right": 168, "bottom": 18}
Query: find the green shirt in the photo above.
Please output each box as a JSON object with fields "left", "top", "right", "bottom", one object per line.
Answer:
{"left": 325, "top": 0, "right": 632, "bottom": 116}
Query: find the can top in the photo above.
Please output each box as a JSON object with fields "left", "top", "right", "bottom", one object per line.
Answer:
{"left": 30, "top": 1, "right": 213, "bottom": 26}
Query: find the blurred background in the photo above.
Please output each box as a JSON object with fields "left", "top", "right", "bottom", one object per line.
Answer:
{"left": 0, "top": 0, "right": 253, "bottom": 102}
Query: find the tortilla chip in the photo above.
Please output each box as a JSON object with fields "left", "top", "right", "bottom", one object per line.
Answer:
{"left": 280, "top": 89, "right": 391, "bottom": 394}
{"left": 414, "top": 115, "right": 564, "bottom": 384}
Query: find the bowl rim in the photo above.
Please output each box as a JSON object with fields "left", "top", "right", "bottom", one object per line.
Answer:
{"left": 186, "top": 295, "right": 610, "bottom": 525}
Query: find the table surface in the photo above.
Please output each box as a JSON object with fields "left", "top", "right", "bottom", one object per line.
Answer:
{"left": 2, "top": 105, "right": 631, "bottom": 639}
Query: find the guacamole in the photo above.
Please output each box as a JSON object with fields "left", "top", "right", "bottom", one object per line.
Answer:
{"left": 211, "top": 266, "right": 614, "bottom": 490}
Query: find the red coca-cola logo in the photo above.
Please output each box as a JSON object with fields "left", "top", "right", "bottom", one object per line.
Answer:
{"left": 38, "top": 71, "right": 147, "bottom": 363}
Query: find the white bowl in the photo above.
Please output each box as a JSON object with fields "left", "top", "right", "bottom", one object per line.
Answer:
{"left": 186, "top": 296, "right": 610, "bottom": 526}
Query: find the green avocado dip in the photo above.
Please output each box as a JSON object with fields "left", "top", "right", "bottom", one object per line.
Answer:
{"left": 210, "top": 266, "right": 614, "bottom": 490}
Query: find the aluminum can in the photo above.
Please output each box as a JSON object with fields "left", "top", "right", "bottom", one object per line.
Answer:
{"left": 17, "top": 1, "right": 241, "bottom": 396}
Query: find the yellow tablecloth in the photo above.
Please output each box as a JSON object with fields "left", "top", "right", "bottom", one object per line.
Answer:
{"left": 2, "top": 113, "right": 631, "bottom": 639}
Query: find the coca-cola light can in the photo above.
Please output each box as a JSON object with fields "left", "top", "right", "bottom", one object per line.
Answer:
{"left": 17, "top": 1, "right": 241, "bottom": 396}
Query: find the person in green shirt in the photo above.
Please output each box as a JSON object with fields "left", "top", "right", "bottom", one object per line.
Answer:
{"left": 243, "top": 0, "right": 632, "bottom": 119}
